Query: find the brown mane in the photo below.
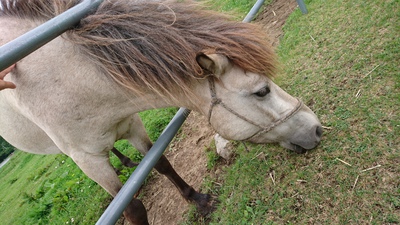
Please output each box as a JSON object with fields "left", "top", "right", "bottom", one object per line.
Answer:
{"left": 1, "top": 0, "right": 277, "bottom": 100}
{"left": 0, "top": 0, "right": 78, "bottom": 19}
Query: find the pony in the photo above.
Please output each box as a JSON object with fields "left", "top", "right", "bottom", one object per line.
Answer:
{"left": 0, "top": 0, "right": 322, "bottom": 224}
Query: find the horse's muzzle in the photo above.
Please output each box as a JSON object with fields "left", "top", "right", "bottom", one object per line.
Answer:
{"left": 289, "top": 125, "right": 323, "bottom": 154}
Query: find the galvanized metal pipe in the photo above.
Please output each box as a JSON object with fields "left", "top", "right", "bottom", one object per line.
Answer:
{"left": 243, "top": 0, "right": 265, "bottom": 23}
{"left": 296, "top": 0, "right": 308, "bottom": 14}
{"left": 95, "top": 107, "right": 191, "bottom": 225}
{"left": 0, "top": 0, "right": 104, "bottom": 71}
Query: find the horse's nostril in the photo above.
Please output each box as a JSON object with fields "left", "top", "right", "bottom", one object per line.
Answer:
{"left": 316, "top": 125, "right": 323, "bottom": 139}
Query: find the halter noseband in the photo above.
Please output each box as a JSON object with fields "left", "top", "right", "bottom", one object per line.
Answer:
{"left": 207, "top": 78, "right": 303, "bottom": 141}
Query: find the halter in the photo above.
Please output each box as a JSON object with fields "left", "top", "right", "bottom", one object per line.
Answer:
{"left": 207, "top": 78, "right": 303, "bottom": 141}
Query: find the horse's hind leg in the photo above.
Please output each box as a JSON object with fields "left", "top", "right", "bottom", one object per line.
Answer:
{"left": 127, "top": 114, "right": 215, "bottom": 216}
{"left": 68, "top": 151, "right": 149, "bottom": 225}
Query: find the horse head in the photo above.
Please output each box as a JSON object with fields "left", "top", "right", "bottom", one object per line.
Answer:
{"left": 196, "top": 53, "right": 322, "bottom": 153}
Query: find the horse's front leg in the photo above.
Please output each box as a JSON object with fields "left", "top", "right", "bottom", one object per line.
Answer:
{"left": 68, "top": 151, "right": 149, "bottom": 225}
{"left": 127, "top": 114, "right": 215, "bottom": 216}
{"left": 154, "top": 155, "right": 215, "bottom": 215}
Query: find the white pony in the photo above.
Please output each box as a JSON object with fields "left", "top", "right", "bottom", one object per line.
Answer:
{"left": 0, "top": 0, "right": 322, "bottom": 224}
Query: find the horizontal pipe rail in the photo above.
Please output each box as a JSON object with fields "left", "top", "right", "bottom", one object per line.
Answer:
{"left": 0, "top": 0, "right": 104, "bottom": 71}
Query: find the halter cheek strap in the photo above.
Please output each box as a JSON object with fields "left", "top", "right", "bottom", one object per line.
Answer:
{"left": 207, "top": 78, "right": 303, "bottom": 141}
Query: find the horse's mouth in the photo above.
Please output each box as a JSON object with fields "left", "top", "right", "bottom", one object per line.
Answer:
{"left": 280, "top": 142, "right": 307, "bottom": 154}
{"left": 291, "top": 144, "right": 307, "bottom": 154}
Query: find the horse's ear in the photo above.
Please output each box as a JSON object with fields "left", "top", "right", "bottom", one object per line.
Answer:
{"left": 196, "top": 53, "right": 230, "bottom": 77}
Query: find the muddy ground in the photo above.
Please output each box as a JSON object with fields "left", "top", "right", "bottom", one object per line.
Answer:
{"left": 125, "top": 1, "right": 299, "bottom": 224}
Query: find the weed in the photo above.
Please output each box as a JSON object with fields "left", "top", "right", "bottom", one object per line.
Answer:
{"left": 205, "top": 142, "right": 221, "bottom": 170}
{"left": 28, "top": 202, "right": 52, "bottom": 222}
{"left": 22, "top": 192, "right": 38, "bottom": 204}
{"left": 9, "top": 178, "right": 17, "bottom": 184}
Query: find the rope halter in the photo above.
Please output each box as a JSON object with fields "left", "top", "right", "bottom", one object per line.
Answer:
{"left": 207, "top": 78, "right": 303, "bottom": 141}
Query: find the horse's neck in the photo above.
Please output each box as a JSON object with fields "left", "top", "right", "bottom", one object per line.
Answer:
{"left": 129, "top": 80, "right": 210, "bottom": 114}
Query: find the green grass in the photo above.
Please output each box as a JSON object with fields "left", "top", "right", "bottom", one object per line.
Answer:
{"left": 207, "top": 0, "right": 261, "bottom": 15}
{"left": 0, "top": 152, "right": 110, "bottom": 224}
{"left": 139, "top": 108, "right": 179, "bottom": 142}
{"left": 184, "top": 0, "right": 399, "bottom": 224}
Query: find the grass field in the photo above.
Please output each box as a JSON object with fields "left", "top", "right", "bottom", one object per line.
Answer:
{"left": 207, "top": 0, "right": 261, "bottom": 15}
{"left": 0, "top": 0, "right": 398, "bottom": 224}
{"left": 0, "top": 152, "right": 110, "bottom": 224}
{"left": 184, "top": 0, "right": 399, "bottom": 224}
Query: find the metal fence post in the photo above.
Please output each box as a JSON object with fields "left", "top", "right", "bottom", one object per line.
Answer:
{"left": 296, "top": 0, "right": 308, "bottom": 14}
{"left": 243, "top": 0, "right": 265, "bottom": 22}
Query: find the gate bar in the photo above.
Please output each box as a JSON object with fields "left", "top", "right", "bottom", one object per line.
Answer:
{"left": 0, "top": 0, "right": 105, "bottom": 71}
{"left": 296, "top": 0, "right": 308, "bottom": 14}
{"left": 243, "top": 0, "right": 265, "bottom": 23}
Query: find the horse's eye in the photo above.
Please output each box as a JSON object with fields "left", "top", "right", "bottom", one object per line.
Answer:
{"left": 254, "top": 86, "right": 270, "bottom": 97}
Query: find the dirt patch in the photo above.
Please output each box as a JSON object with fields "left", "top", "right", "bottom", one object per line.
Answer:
{"left": 140, "top": 112, "right": 214, "bottom": 224}
{"left": 136, "top": 1, "right": 299, "bottom": 224}
{"left": 256, "top": 0, "right": 299, "bottom": 47}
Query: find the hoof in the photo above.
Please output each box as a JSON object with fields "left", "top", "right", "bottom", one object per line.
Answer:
{"left": 189, "top": 192, "right": 218, "bottom": 217}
